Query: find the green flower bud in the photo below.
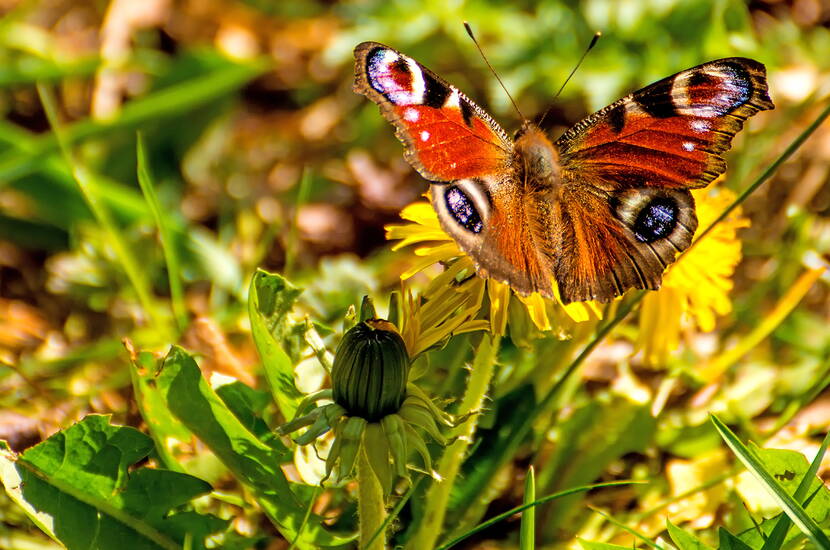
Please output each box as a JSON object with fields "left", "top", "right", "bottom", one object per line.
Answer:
{"left": 332, "top": 319, "right": 409, "bottom": 422}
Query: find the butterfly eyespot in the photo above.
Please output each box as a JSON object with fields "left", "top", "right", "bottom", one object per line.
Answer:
{"left": 632, "top": 197, "right": 678, "bottom": 243}
{"left": 366, "top": 47, "right": 425, "bottom": 106}
{"left": 445, "top": 185, "right": 483, "bottom": 234}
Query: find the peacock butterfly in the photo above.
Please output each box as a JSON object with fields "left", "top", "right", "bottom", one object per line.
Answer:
{"left": 353, "top": 42, "right": 773, "bottom": 304}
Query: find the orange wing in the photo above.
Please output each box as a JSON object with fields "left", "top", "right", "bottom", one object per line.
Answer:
{"left": 557, "top": 58, "right": 773, "bottom": 190}
{"left": 354, "top": 42, "right": 513, "bottom": 182}
{"left": 552, "top": 58, "right": 773, "bottom": 303}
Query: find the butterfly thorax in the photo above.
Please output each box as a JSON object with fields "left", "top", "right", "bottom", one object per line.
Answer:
{"left": 513, "top": 124, "right": 561, "bottom": 196}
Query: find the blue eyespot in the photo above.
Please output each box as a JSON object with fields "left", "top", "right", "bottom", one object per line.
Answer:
{"left": 445, "top": 186, "right": 483, "bottom": 234}
{"left": 633, "top": 197, "right": 677, "bottom": 243}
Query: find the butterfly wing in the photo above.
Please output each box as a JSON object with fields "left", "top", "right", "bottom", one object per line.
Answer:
{"left": 553, "top": 57, "right": 773, "bottom": 303}
{"left": 355, "top": 43, "right": 556, "bottom": 295}
{"left": 354, "top": 42, "right": 513, "bottom": 182}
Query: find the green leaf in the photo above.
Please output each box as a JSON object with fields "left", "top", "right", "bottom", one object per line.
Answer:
{"left": 711, "top": 414, "right": 830, "bottom": 550}
{"left": 760, "top": 431, "right": 830, "bottom": 550}
{"left": 718, "top": 527, "right": 755, "bottom": 550}
{"left": 0, "top": 56, "right": 269, "bottom": 186}
{"left": 667, "top": 520, "right": 714, "bottom": 550}
{"left": 249, "top": 269, "right": 306, "bottom": 420}
{"left": 0, "top": 415, "right": 225, "bottom": 550}
{"left": 215, "top": 381, "right": 284, "bottom": 449}
{"left": 157, "top": 346, "right": 352, "bottom": 549}
{"left": 520, "top": 466, "right": 536, "bottom": 550}
{"left": 129, "top": 349, "right": 194, "bottom": 473}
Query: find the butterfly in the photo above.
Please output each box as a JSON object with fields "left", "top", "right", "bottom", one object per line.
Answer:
{"left": 353, "top": 42, "right": 773, "bottom": 304}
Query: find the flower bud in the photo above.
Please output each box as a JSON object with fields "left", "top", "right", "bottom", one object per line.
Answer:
{"left": 331, "top": 319, "right": 409, "bottom": 422}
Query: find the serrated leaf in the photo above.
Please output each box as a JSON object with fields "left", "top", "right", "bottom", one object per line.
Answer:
{"left": 249, "top": 269, "right": 305, "bottom": 420}
{"left": 130, "top": 349, "right": 194, "bottom": 472}
{"left": 0, "top": 415, "right": 225, "bottom": 550}
{"left": 157, "top": 346, "right": 353, "bottom": 549}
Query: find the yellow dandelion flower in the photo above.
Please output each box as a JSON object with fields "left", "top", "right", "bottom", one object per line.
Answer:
{"left": 396, "top": 261, "right": 489, "bottom": 358}
{"left": 637, "top": 186, "right": 750, "bottom": 366}
{"left": 385, "top": 198, "right": 602, "bottom": 337}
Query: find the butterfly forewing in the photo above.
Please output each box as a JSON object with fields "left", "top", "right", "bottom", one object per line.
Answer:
{"left": 353, "top": 42, "right": 513, "bottom": 183}
{"left": 556, "top": 57, "right": 773, "bottom": 190}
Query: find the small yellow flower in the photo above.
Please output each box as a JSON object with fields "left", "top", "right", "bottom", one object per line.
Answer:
{"left": 637, "top": 186, "right": 749, "bottom": 365}
{"left": 396, "top": 264, "right": 489, "bottom": 358}
{"left": 385, "top": 198, "right": 601, "bottom": 337}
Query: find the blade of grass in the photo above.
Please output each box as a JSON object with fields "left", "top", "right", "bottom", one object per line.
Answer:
{"left": 760, "top": 430, "right": 830, "bottom": 550}
{"left": 37, "top": 82, "right": 167, "bottom": 329}
{"left": 520, "top": 466, "right": 536, "bottom": 550}
{"left": 588, "top": 506, "right": 661, "bottom": 549}
{"left": 283, "top": 168, "right": 311, "bottom": 277}
{"left": 136, "top": 132, "right": 188, "bottom": 332}
{"left": 0, "top": 55, "right": 100, "bottom": 85}
{"left": 410, "top": 334, "right": 502, "bottom": 550}
{"left": 710, "top": 414, "right": 830, "bottom": 550}
{"left": 0, "top": 121, "right": 149, "bottom": 221}
{"left": 0, "top": 214, "right": 68, "bottom": 250}
{"left": 435, "top": 480, "right": 643, "bottom": 550}
{"left": 0, "top": 59, "right": 269, "bottom": 184}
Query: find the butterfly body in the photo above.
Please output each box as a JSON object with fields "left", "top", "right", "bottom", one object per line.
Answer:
{"left": 354, "top": 42, "right": 773, "bottom": 303}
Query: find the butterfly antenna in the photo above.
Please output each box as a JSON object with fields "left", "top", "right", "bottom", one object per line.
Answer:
{"left": 538, "top": 31, "right": 601, "bottom": 128}
{"left": 464, "top": 21, "right": 525, "bottom": 121}
{"left": 554, "top": 31, "right": 601, "bottom": 100}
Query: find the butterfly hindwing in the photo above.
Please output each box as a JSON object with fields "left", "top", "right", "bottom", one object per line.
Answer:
{"left": 430, "top": 177, "right": 555, "bottom": 296}
{"left": 353, "top": 42, "right": 513, "bottom": 183}
{"left": 553, "top": 187, "right": 698, "bottom": 303}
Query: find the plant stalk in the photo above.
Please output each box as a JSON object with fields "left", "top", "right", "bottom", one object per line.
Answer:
{"left": 358, "top": 445, "right": 387, "bottom": 550}
{"left": 409, "top": 334, "right": 501, "bottom": 549}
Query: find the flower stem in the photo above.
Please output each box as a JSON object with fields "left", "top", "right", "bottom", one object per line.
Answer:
{"left": 408, "top": 334, "right": 501, "bottom": 549}
{"left": 358, "top": 445, "right": 387, "bottom": 550}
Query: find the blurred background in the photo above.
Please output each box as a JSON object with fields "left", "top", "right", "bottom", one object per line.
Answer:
{"left": 0, "top": 0, "right": 829, "bottom": 547}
